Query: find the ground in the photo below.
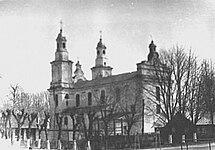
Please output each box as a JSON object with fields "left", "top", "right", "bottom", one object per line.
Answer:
{"left": 0, "top": 138, "right": 215, "bottom": 150}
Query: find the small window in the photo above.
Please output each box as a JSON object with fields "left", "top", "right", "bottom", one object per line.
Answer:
{"left": 63, "top": 43, "right": 66, "bottom": 48}
{"left": 64, "top": 117, "right": 68, "bottom": 125}
{"left": 76, "top": 94, "right": 80, "bottom": 107}
{"left": 97, "top": 50, "right": 100, "bottom": 55}
{"left": 100, "top": 90, "right": 105, "bottom": 104}
{"left": 65, "top": 94, "right": 69, "bottom": 99}
{"left": 88, "top": 92, "right": 92, "bottom": 106}
{"left": 66, "top": 100, "right": 69, "bottom": 106}
{"left": 103, "top": 50, "right": 105, "bottom": 55}
{"left": 104, "top": 62, "right": 106, "bottom": 66}
{"left": 57, "top": 43, "right": 59, "bottom": 49}
{"left": 55, "top": 94, "right": 58, "bottom": 107}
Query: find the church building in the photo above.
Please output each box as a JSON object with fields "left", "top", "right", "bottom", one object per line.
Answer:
{"left": 48, "top": 27, "right": 161, "bottom": 141}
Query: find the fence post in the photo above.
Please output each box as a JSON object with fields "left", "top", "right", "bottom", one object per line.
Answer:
{"left": 182, "top": 135, "right": 185, "bottom": 144}
{"left": 47, "top": 140, "right": 50, "bottom": 150}
{"left": 169, "top": 134, "right": 172, "bottom": 145}
{"left": 186, "top": 142, "right": 188, "bottom": 150}
{"left": 193, "top": 133, "right": 197, "bottom": 142}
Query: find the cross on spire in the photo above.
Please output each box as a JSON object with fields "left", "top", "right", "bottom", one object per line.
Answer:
{"left": 150, "top": 34, "right": 153, "bottom": 41}
{"left": 60, "top": 20, "right": 63, "bottom": 32}
{"left": 99, "top": 30, "right": 102, "bottom": 39}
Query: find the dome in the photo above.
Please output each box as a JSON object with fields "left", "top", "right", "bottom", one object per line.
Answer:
{"left": 97, "top": 38, "right": 106, "bottom": 49}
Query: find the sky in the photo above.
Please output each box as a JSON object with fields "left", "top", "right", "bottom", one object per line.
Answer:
{"left": 0, "top": 0, "right": 215, "bottom": 104}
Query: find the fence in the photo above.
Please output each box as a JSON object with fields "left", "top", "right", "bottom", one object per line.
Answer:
{"left": 180, "top": 139, "right": 215, "bottom": 150}
{"left": 13, "top": 134, "right": 157, "bottom": 150}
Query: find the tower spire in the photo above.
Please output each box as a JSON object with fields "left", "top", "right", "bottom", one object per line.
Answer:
{"left": 60, "top": 20, "right": 63, "bottom": 33}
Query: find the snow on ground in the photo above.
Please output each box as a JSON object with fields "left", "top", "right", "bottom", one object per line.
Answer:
{"left": 0, "top": 138, "right": 27, "bottom": 150}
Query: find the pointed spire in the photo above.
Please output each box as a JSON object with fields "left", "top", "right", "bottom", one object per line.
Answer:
{"left": 97, "top": 30, "right": 106, "bottom": 49}
{"left": 56, "top": 20, "right": 66, "bottom": 42}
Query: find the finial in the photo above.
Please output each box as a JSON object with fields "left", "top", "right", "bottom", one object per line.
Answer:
{"left": 150, "top": 34, "right": 153, "bottom": 42}
{"left": 77, "top": 56, "right": 79, "bottom": 62}
{"left": 60, "top": 20, "right": 63, "bottom": 33}
{"left": 99, "top": 30, "right": 102, "bottom": 40}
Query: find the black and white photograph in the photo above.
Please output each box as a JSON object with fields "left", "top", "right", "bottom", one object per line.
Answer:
{"left": 0, "top": 0, "right": 215, "bottom": 149}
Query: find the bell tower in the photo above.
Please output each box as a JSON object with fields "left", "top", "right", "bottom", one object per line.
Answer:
{"left": 91, "top": 31, "right": 112, "bottom": 79}
{"left": 50, "top": 27, "right": 73, "bottom": 88}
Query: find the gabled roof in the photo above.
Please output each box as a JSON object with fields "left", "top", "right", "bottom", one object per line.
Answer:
{"left": 73, "top": 71, "right": 138, "bottom": 89}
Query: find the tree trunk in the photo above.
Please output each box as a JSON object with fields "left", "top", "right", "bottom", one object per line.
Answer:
{"left": 88, "top": 117, "right": 93, "bottom": 140}
{"left": 57, "top": 125, "right": 62, "bottom": 140}
{"left": 127, "top": 125, "right": 132, "bottom": 147}
{"left": 210, "top": 111, "right": 214, "bottom": 125}
{"left": 17, "top": 124, "right": 21, "bottom": 141}
{"left": 4, "top": 119, "right": 8, "bottom": 139}
{"left": 27, "top": 123, "right": 32, "bottom": 139}
{"left": 104, "top": 124, "right": 108, "bottom": 150}
{"left": 45, "top": 127, "right": 48, "bottom": 140}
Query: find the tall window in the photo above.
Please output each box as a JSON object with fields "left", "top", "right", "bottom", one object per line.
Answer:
{"left": 64, "top": 117, "right": 68, "bottom": 125}
{"left": 156, "top": 86, "right": 160, "bottom": 102}
{"left": 88, "top": 92, "right": 92, "bottom": 106}
{"left": 76, "top": 94, "right": 80, "bottom": 107}
{"left": 55, "top": 94, "right": 58, "bottom": 107}
{"left": 66, "top": 100, "right": 69, "bottom": 106}
{"left": 116, "top": 88, "right": 120, "bottom": 102}
{"left": 65, "top": 94, "right": 69, "bottom": 99}
{"left": 100, "top": 90, "right": 105, "bottom": 104}
{"left": 156, "top": 86, "right": 161, "bottom": 114}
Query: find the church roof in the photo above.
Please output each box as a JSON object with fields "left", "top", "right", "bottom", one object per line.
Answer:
{"left": 73, "top": 71, "right": 138, "bottom": 89}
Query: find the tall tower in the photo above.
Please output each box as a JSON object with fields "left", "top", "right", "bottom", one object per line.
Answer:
{"left": 91, "top": 32, "right": 112, "bottom": 79}
{"left": 49, "top": 25, "right": 73, "bottom": 126}
{"left": 50, "top": 28, "right": 73, "bottom": 88}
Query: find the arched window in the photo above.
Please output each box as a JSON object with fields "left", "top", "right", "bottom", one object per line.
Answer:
{"left": 97, "top": 50, "right": 100, "bottom": 55}
{"left": 55, "top": 94, "right": 58, "bottom": 107}
{"left": 76, "top": 94, "right": 80, "bottom": 107}
{"left": 57, "top": 43, "right": 59, "bottom": 49}
{"left": 63, "top": 43, "right": 66, "bottom": 48}
{"left": 65, "top": 94, "right": 69, "bottom": 99}
{"left": 103, "top": 50, "right": 105, "bottom": 55}
{"left": 116, "top": 88, "right": 120, "bottom": 102}
{"left": 100, "top": 90, "right": 105, "bottom": 104}
{"left": 66, "top": 100, "right": 69, "bottom": 106}
{"left": 88, "top": 92, "right": 92, "bottom": 106}
{"left": 64, "top": 117, "right": 68, "bottom": 125}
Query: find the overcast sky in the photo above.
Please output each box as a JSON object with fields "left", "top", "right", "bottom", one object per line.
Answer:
{"left": 0, "top": 0, "right": 215, "bottom": 104}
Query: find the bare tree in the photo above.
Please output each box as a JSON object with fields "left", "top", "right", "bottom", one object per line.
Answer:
{"left": 200, "top": 60, "right": 215, "bottom": 124}
{"left": 1, "top": 109, "right": 12, "bottom": 139}
{"left": 92, "top": 87, "right": 119, "bottom": 150}
{"left": 118, "top": 83, "right": 142, "bottom": 145}
{"left": 26, "top": 93, "right": 47, "bottom": 140}
{"left": 144, "top": 46, "right": 204, "bottom": 124}
{"left": 9, "top": 85, "right": 29, "bottom": 141}
{"left": 36, "top": 92, "right": 50, "bottom": 140}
